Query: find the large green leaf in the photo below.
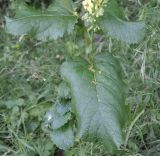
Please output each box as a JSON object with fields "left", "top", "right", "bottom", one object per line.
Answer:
{"left": 97, "top": 1, "right": 145, "bottom": 44}
{"left": 61, "top": 53, "right": 129, "bottom": 152}
{"left": 5, "top": 0, "right": 77, "bottom": 40}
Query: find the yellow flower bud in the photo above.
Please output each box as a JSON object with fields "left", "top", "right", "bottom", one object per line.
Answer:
{"left": 82, "top": 0, "right": 94, "bottom": 13}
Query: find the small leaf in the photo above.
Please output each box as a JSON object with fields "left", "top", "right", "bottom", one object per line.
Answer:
{"left": 44, "top": 103, "right": 73, "bottom": 150}
{"left": 45, "top": 103, "right": 71, "bottom": 129}
{"left": 146, "top": 8, "right": 160, "bottom": 22}
{"left": 57, "top": 82, "right": 71, "bottom": 99}
{"left": 104, "top": 0, "right": 125, "bottom": 19}
{"left": 29, "top": 102, "right": 52, "bottom": 118}
{"left": 33, "top": 138, "right": 55, "bottom": 156}
{"left": 97, "top": 1, "right": 145, "bottom": 44}
{"left": 50, "top": 125, "right": 74, "bottom": 150}
{"left": 5, "top": 0, "right": 77, "bottom": 40}
{"left": 51, "top": 113, "right": 71, "bottom": 130}
{"left": 4, "top": 98, "right": 24, "bottom": 109}
{"left": 61, "top": 53, "right": 129, "bottom": 153}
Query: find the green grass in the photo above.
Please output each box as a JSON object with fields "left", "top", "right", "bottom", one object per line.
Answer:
{"left": 0, "top": 0, "right": 160, "bottom": 156}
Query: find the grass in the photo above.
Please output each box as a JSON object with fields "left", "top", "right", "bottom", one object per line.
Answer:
{"left": 0, "top": 26, "right": 61, "bottom": 155}
{"left": 0, "top": 0, "right": 160, "bottom": 156}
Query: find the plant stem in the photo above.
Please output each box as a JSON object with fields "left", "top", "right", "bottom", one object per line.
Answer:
{"left": 91, "top": 29, "right": 95, "bottom": 54}
{"left": 124, "top": 109, "right": 145, "bottom": 148}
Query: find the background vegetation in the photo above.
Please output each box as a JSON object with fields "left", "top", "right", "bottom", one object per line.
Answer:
{"left": 0, "top": 0, "right": 160, "bottom": 155}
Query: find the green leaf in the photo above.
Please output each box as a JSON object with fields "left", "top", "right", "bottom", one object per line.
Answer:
{"left": 29, "top": 102, "right": 52, "bottom": 118}
{"left": 45, "top": 103, "right": 71, "bottom": 129}
{"left": 44, "top": 103, "right": 73, "bottom": 150}
{"left": 147, "top": 8, "right": 160, "bottom": 22}
{"left": 33, "top": 138, "right": 55, "bottom": 156}
{"left": 50, "top": 125, "right": 74, "bottom": 150}
{"left": 104, "top": 0, "right": 125, "bottom": 19}
{"left": 4, "top": 98, "right": 24, "bottom": 109}
{"left": 51, "top": 113, "right": 71, "bottom": 130}
{"left": 97, "top": 1, "right": 145, "bottom": 44}
{"left": 5, "top": 0, "right": 77, "bottom": 40}
{"left": 57, "top": 82, "right": 71, "bottom": 99}
{"left": 61, "top": 53, "right": 129, "bottom": 152}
